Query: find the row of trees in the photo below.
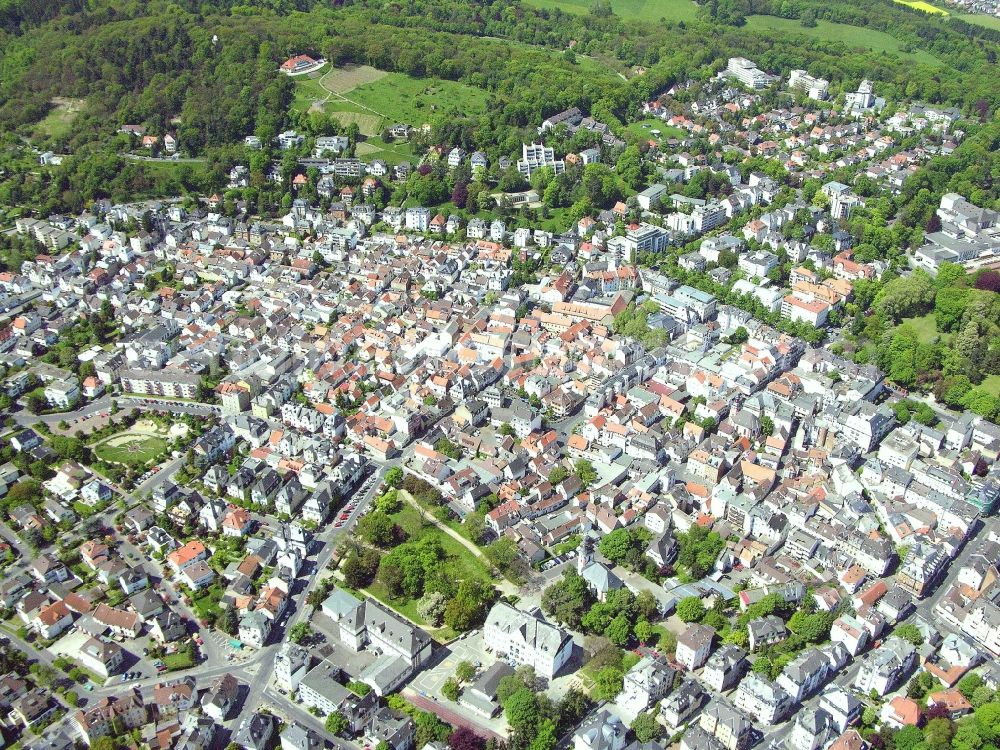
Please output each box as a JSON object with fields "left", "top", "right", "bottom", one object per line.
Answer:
{"left": 541, "top": 569, "right": 661, "bottom": 646}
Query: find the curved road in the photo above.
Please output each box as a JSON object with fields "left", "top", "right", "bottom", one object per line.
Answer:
{"left": 14, "top": 394, "right": 218, "bottom": 429}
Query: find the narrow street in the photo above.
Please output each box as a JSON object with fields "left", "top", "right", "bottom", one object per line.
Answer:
{"left": 229, "top": 463, "right": 389, "bottom": 734}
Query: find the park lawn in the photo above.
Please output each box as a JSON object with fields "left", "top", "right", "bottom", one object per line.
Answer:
{"left": 190, "top": 584, "right": 224, "bottom": 622}
{"left": 537, "top": 206, "right": 578, "bottom": 234}
{"left": 291, "top": 72, "right": 330, "bottom": 114}
{"left": 137, "top": 159, "right": 211, "bottom": 185}
{"left": 364, "top": 503, "right": 491, "bottom": 631}
{"left": 896, "top": 313, "right": 944, "bottom": 344}
{"left": 649, "top": 624, "right": 678, "bottom": 649}
{"left": 392, "top": 504, "right": 492, "bottom": 582}
{"left": 320, "top": 106, "right": 384, "bottom": 136}
{"left": 356, "top": 137, "right": 418, "bottom": 166}
{"left": 93, "top": 434, "right": 169, "bottom": 467}
{"left": 624, "top": 119, "right": 688, "bottom": 144}
{"left": 33, "top": 98, "right": 85, "bottom": 140}
{"left": 744, "top": 16, "right": 943, "bottom": 67}
{"left": 524, "top": 0, "right": 700, "bottom": 23}
{"left": 980, "top": 374, "right": 1000, "bottom": 397}
{"left": 578, "top": 647, "right": 642, "bottom": 696}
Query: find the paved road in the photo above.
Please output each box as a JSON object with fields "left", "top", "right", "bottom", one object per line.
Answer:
{"left": 13, "top": 394, "right": 217, "bottom": 429}
{"left": 229, "top": 463, "right": 389, "bottom": 733}
{"left": 0, "top": 520, "right": 33, "bottom": 560}
{"left": 914, "top": 516, "right": 991, "bottom": 619}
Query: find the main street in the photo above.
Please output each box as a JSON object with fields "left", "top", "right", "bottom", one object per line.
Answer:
{"left": 228, "top": 461, "right": 389, "bottom": 740}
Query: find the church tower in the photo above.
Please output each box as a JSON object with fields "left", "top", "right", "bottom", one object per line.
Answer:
{"left": 577, "top": 525, "right": 594, "bottom": 575}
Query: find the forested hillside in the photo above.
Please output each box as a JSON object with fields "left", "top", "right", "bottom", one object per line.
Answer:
{"left": 0, "top": 0, "right": 999, "bottom": 219}
{"left": 2, "top": 0, "right": 999, "bottom": 144}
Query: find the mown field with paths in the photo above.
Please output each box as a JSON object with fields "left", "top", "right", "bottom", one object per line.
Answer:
{"left": 291, "top": 70, "right": 328, "bottom": 114}
{"left": 625, "top": 119, "right": 689, "bottom": 145}
{"left": 355, "top": 137, "right": 417, "bottom": 166}
{"left": 363, "top": 503, "right": 492, "bottom": 631}
{"left": 319, "top": 64, "right": 387, "bottom": 94}
{"left": 324, "top": 72, "right": 489, "bottom": 132}
{"left": 294, "top": 68, "right": 490, "bottom": 138}
{"left": 33, "top": 97, "right": 85, "bottom": 140}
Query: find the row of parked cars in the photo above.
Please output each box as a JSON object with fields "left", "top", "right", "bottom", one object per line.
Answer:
{"left": 333, "top": 470, "right": 379, "bottom": 528}
{"left": 540, "top": 549, "right": 577, "bottom": 571}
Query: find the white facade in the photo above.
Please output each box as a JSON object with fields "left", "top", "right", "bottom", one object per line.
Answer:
{"left": 484, "top": 603, "right": 573, "bottom": 679}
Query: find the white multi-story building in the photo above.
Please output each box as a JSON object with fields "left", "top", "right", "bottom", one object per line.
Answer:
{"left": 726, "top": 58, "right": 775, "bottom": 89}
{"left": 484, "top": 602, "right": 573, "bottom": 679}
{"left": 617, "top": 656, "right": 675, "bottom": 720}
{"left": 853, "top": 637, "right": 917, "bottom": 694}
{"left": 322, "top": 591, "right": 433, "bottom": 668}
{"left": 516, "top": 143, "right": 565, "bottom": 180}
{"left": 733, "top": 673, "right": 792, "bottom": 725}
{"left": 676, "top": 623, "right": 714, "bottom": 671}
{"left": 692, "top": 202, "right": 728, "bottom": 233}
{"left": 788, "top": 70, "right": 830, "bottom": 100}
{"left": 274, "top": 642, "right": 311, "bottom": 692}
{"left": 405, "top": 207, "right": 430, "bottom": 232}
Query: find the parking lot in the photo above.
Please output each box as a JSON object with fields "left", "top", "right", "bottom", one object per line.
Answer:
{"left": 333, "top": 470, "right": 379, "bottom": 528}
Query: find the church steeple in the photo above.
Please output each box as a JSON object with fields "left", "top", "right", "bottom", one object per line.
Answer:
{"left": 577, "top": 523, "right": 594, "bottom": 575}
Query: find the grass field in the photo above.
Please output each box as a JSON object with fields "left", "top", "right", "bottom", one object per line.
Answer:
{"left": 137, "top": 159, "right": 210, "bottom": 183}
{"left": 957, "top": 12, "right": 1000, "bottom": 29}
{"left": 524, "top": 0, "right": 700, "bottom": 22}
{"left": 190, "top": 584, "right": 224, "bottom": 623}
{"left": 293, "top": 69, "right": 490, "bottom": 137}
{"left": 745, "top": 16, "right": 943, "bottom": 66}
{"left": 625, "top": 119, "right": 688, "bottom": 145}
{"left": 326, "top": 111, "right": 384, "bottom": 136}
{"left": 327, "top": 73, "right": 489, "bottom": 132}
{"left": 291, "top": 71, "right": 328, "bottom": 114}
{"left": 981, "top": 374, "right": 1000, "bottom": 397}
{"left": 893, "top": 0, "right": 948, "bottom": 13}
{"left": 34, "top": 97, "right": 85, "bottom": 140}
{"left": 895, "top": 313, "right": 946, "bottom": 344}
{"left": 94, "top": 434, "right": 169, "bottom": 467}
{"left": 320, "top": 64, "right": 387, "bottom": 94}
{"left": 162, "top": 650, "right": 195, "bottom": 670}
{"left": 355, "top": 137, "right": 417, "bottom": 166}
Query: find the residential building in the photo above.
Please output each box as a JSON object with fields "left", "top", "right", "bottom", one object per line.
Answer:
{"left": 854, "top": 637, "right": 917, "bottom": 695}
{"left": 676, "top": 623, "right": 715, "bottom": 670}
